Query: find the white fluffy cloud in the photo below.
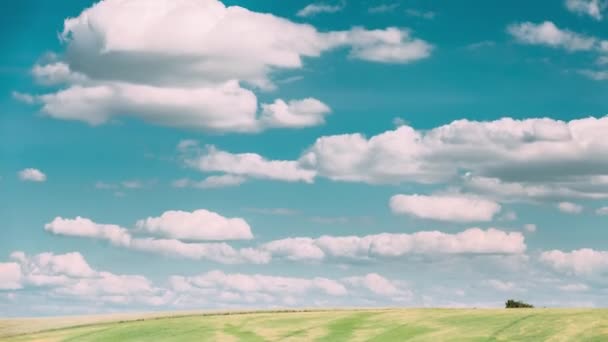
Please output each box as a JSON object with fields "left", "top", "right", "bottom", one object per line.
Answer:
{"left": 260, "top": 98, "right": 331, "bottom": 129}
{"left": 18, "top": 168, "right": 46, "bottom": 182}
{"left": 0, "top": 263, "right": 22, "bottom": 290}
{"left": 557, "top": 201, "right": 583, "bottom": 214}
{"left": 130, "top": 239, "right": 270, "bottom": 264}
{"left": 6, "top": 251, "right": 171, "bottom": 307}
{"left": 135, "top": 209, "right": 252, "bottom": 241}
{"left": 540, "top": 248, "right": 608, "bottom": 275}
{"left": 45, "top": 214, "right": 267, "bottom": 264}
{"left": 507, "top": 21, "right": 597, "bottom": 51}
{"left": 3, "top": 250, "right": 415, "bottom": 310}
{"left": 389, "top": 194, "right": 501, "bottom": 222}
{"left": 299, "top": 117, "right": 608, "bottom": 187}
{"left": 18, "top": 0, "right": 431, "bottom": 132}
{"left": 262, "top": 228, "right": 526, "bottom": 261}
{"left": 171, "top": 270, "right": 347, "bottom": 299}
{"left": 565, "top": 0, "right": 606, "bottom": 20}
{"left": 45, "top": 216, "right": 132, "bottom": 246}
{"left": 10, "top": 251, "right": 96, "bottom": 287}
{"left": 296, "top": 116, "right": 608, "bottom": 202}
{"left": 181, "top": 144, "right": 316, "bottom": 184}
{"left": 175, "top": 116, "right": 608, "bottom": 201}
{"left": 343, "top": 273, "right": 410, "bottom": 299}
{"left": 462, "top": 174, "right": 608, "bottom": 201}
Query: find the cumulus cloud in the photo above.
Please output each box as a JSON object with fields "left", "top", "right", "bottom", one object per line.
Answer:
{"left": 6, "top": 251, "right": 171, "bottom": 307}
{"left": 135, "top": 209, "right": 252, "bottom": 241}
{"left": 507, "top": 21, "right": 597, "bottom": 51}
{"left": 343, "top": 273, "right": 410, "bottom": 299}
{"left": 262, "top": 228, "right": 526, "bottom": 261}
{"left": 45, "top": 215, "right": 266, "bottom": 264}
{"left": 299, "top": 117, "right": 608, "bottom": 186}
{"left": 295, "top": 116, "right": 608, "bottom": 202}
{"left": 3, "top": 250, "right": 416, "bottom": 311}
{"left": 389, "top": 194, "right": 501, "bottom": 222}
{"left": 17, "top": 0, "right": 431, "bottom": 132}
{"left": 0, "top": 263, "right": 22, "bottom": 290}
{"left": 540, "top": 248, "right": 608, "bottom": 275}
{"left": 171, "top": 270, "right": 347, "bottom": 299}
{"left": 18, "top": 168, "right": 46, "bottom": 182}
{"left": 260, "top": 98, "right": 331, "bottom": 128}
{"left": 10, "top": 251, "right": 96, "bottom": 286}
{"left": 297, "top": 2, "right": 344, "bottom": 17}
{"left": 131, "top": 239, "right": 270, "bottom": 264}
{"left": 462, "top": 174, "right": 608, "bottom": 202}
{"left": 45, "top": 216, "right": 132, "bottom": 246}
{"left": 177, "top": 116, "right": 608, "bottom": 201}
{"left": 557, "top": 201, "right": 583, "bottom": 214}
{"left": 565, "top": 0, "right": 606, "bottom": 20}
{"left": 181, "top": 144, "right": 316, "bottom": 184}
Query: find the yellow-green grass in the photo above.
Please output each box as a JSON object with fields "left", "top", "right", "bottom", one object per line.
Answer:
{"left": 2, "top": 308, "right": 608, "bottom": 341}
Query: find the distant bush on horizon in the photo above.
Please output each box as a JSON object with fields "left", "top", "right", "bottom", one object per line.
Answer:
{"left": 505, "top": 299, "right": 534, "bottom": 308}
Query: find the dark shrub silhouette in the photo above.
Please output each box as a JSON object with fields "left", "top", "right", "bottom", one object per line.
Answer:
{"left": 505, "top": 299, "right": 534, "bottom": 308}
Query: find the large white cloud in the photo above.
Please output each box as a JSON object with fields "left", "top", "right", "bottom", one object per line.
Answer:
{"left": 18, "top": 0, "right": 431, "bottom": 132}
{"left": 295, "top": 116, "right": 608, "bottom": 201}
{"left": 3, "top": 250, "right": 417, "bottom": 311}
{"left": 262, "top": 228, "right": 526, "bottom": 261}
{"left": 10, "top": 251, "right": 96, "bottom": 287}
{"left": 6, "top": 251, "right": 172, "bottom": 307}
{"left": 135, "top": 209, "right": 253, "bottom": 241}
{"left": 174, "top": 116, "right": 608, "bottom": 199}
{"left": 45, "top": 215, "right": 268, "bottom": 264}
{"left": 298, "top": 117, "right": 608, "bottom": 183}
{"left": 389, "top": 194, "right": 501, "bottom": 222}
{"left": 540, "top": 248, "right": 608, "bottom": 275}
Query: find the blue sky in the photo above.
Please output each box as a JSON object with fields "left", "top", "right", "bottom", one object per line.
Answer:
{"left": 2, "top": 0, "right": 608, "bottom": 316}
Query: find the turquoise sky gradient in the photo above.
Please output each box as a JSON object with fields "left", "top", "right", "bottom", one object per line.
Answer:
{"left": 2, "top": 0, "right": 608, "bottom": 316}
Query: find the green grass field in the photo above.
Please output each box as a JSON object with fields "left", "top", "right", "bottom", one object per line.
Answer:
{"left": 2, "top": 308, "right": 608, "bottom": 341}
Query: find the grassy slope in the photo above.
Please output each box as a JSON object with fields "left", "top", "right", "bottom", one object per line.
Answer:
{"left": 2, "top": 308, "right": 608, "bottom": 341}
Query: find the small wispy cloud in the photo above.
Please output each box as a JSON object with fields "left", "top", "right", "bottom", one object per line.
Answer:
{"left": 466, "top": 40, "right": 496, "bottom": 50}
{"left": 368, "top": 3, "right": 399, "bottom": 14}
{"left": 405, "top": 9, "right": 436, "bottom": 19}
{"left": 297, "top": 2, "right": 344, "bottom": 17}
{"left": 244, "top": 208, "right": 300, "bottom": 216}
